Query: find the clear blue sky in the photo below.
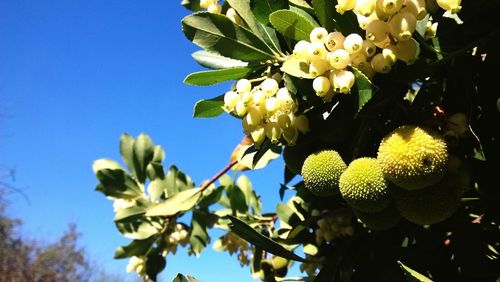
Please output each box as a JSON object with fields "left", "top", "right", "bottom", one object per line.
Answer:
{"left": 0, "top": 1, "right": 293, "bottom": 281}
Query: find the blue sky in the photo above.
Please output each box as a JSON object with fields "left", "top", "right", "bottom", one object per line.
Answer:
{"left": 0, "top": 1, "right": 293, "bottom": 281}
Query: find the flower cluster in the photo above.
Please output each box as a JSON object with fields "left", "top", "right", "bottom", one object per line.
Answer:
{"left": 224, "top": 77, "right": 309, "bottom": 147}
{"left": 312, "top": 210, "right": 354, "bottom": 244}
{"left": 165, "top": 223, "right": 190, "bottom": 255}
{"left": 213, "top": 232, "right": 253, "bottom": 266}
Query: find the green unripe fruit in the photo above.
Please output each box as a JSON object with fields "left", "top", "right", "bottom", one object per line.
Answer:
{"left": 301, "top": 150, "right": 347, "bottom": 196}
{"left": 395, "top": 174, "right": 462, "bottom": 225}
{"left": 377, "top": 125, "right": 448, "bottom": 190}
{"left": 353, "top": 204, "right": 401, "bottom": 230}
{"left": 339, "top": 158, "right": 391, "bottom": 212}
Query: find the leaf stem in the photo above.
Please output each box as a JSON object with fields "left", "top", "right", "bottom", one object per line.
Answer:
{"left": 200, "top": 160, "right": 238, "bottom": 193}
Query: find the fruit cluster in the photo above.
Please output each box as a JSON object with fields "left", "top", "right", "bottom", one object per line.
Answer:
{"left": 224, "top": 77, "right": 309, "bottom": 147}
{"left": 300, "top": 125, "right": 469, "bottom": 229}
{"left": 213, "top": 232, "right": 253, "bottom": 267}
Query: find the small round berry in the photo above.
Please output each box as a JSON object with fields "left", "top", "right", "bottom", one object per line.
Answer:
{"left": 344, "top": 33, "right": 364, "bottom": 54}
{"left": 310, "top": 27, "right": 329, "bottom": 43}
{"left": 236, "top": 79, "right": 252, "bottom": 93}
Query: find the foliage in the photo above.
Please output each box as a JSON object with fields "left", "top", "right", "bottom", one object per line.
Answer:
{"left": 95, "top": 0, "right": 500, "bottom": 281}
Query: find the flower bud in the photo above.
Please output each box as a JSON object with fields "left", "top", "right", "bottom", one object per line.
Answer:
{"left": 265, "top": 122, "right": 282, "bottom": 143}
{"left": 261, "top": 78, "right": 279, "bottom": 97}
{"left": 376, "top": 0, "right": 403, "bottom": 14}
{"left": 336, "top": 0, "right": 357, "bottom": 14}
{"left": 235, "top": 100, "right": 248, "bottom": 117}
{"left": 350, "top": 53, "right": 368, "bottom": 69}
{"left": 293, "top": 40, "right": 311, "bottom": 57}
{"left": 371, "top": 53, "right": 392, "bottom": 73}
{"left": 313, "top": 76, "right": 331, "bottom": 97}
{"left": 282, "top": 126, "right": 298, "bottom": 145}
{"left": 246, "top": 106, "right": 263, "bottom": 126}
{"left": 325, "top": 32, "right": 345, "bottom": 51}
{"left": 251, "top": 126, "right": 266, "bottom": 148}
{"left": 277, "top": 113, "right": 292, "bottom": 130}
{"left": 332, "top": 70, "right": 355, "bottom": 94}
{"left": 356, "top": 13, "right": 378, "bottom": 30}
{"left": 354, "top": 0, "right": 376, "bottom": 16}
{"left": 344, "top": 33, "right": 364, "bottom": 54}
{"left": 328, "top": 49, "right": 351, "bottom": 70}
{"left": 424, "top": 21, "right": 438, "bottom": 40}
{"left": 363, "top": 40, "right": 377, "bottom": 58}
{"left": 403, "top": 0, "right": 427, "bottom": 20}
{"left": 236, "top": 79, "right": 252, "bottom": 93}
{"left": 366, "top": 19, "right": 389, "bottom": 43}
{"left": 309, "top": 59, "right": 330, "bottom": 77}
{"left": 436, "top": 0, "right": 461, "bottom": 13}
{"left": 389, "top": 39, "right": 418, "bottom": 64}
{"left": 293, "top": 115, "right": 310, "bottom": 133}
{"left": 200, "top": 0, "right": 216, "bottom": 9}
{"left": 382, "top": 48, "right": 398, "bottom": 64}
{"left": 224, "top": 91, "right": 239, "bottom": 111}
{"left": 276, "top": 88, "right": 294, "bottom": 113}
{"left": 240, "top": 91, "right": 253, "bottom": 105}
{"left": 265, "top": 97, "right": 281, "bottom": 114}
{"left": 310, "top": 27, "right": 328, "bottom": 43}
{"left": 388, "top": 12, "right": 417, "bottom": 41}
{"left": 252, "top": 90, "right": 266, "bottom": 106}
{"left": 307, "top": 41, "right": 328, "bottom": 60}
{"left": 207, "top": 4, "right": 222, "bottom": 14}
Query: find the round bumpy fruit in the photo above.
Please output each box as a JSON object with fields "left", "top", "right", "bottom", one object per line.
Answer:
{"left": 395, "top": 174, "right": 462, "bottom": 225}
{"left": 301, "top": 150, "right": 347, "bottom": 196}
{"left": 353, "top": 204, "right": 401, "bottom": 230}
{"left": 339, "top": 158, "right": 391, "bottom": 212}
{"left": 377, "top": 125, "right": 448, "bottom": 190}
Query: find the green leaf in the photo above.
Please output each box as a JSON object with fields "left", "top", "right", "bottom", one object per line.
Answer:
{"left": 181, "top": 0, "right": 203, "bottom": 12}
{"left": 165, "top": 165, "right": 195, "bottom": 196}
{"left": 95, "top": 169, "right": 142, "bottom": 199}
{"left": 114, "top": 205, "right": 147, "bottom": 221}
{"left": 193, "top": 95, "right": 225, "bottom": 118}
{"left": 114, "top": 236, "right": 156, "bottom": 259}
{"left": 227, "top": 0, "right": 282, "bottom": 54}
{"left": 397, "top": 261, "right": 433, "bottom": 282}
{"left": 146, "top": 252, "right": 166, "bottom": 282}
{"left": 312, "top": 0, "right": 335, "bottom": 31}
{"left": 226, "top": 215, "right": 306, "bottom": 262}
{"left": 198, "top": 186, "right": 224, "bottom": 208}
{"left": 237, "top": 142, "right": 281, "bottom": 170}
{"left": 192, "top": 50, "right": 248, "bottom": 69}
{"left": 189, "top": 209, "right": 215, "bottom": 256}
{"left": 289, "top": 0, "right": 314, "bottom": 13}
{"left": 146, "top": 188, "right": 201, "bottom": 217}
{"left": 182, "top": 12, "right": 275, "bottom": 62}
{"left": 133, "top": 133, "right": 155, "bottom": 184}
{"left": 281, "top": 55, "right": 314, "bottom": 79}
{"left": 119, "top": 133, "right": 136, "bottom": 176}
{"left": 173, "top": 273, "right": 201, "bottom": 282}
{"left": 237, "top": 175, "right": 262, "bottom": 215}
{"left": 269, "top": 9, "right": 318, "bottom": 41}
{"left": 115, "top": 218, "right": 159, "bottom": 240}
{"left": 228, "top": 185, "right": 248, "bottom": 214}
{"left": 184, "top": 67, "right": 256, "bottom": 86}
{"left": 92, "top": 159, "right": 125, "bottom": 174}
{"left": 251, "top": 0, "right": 288, "bottom": 25}
{"left": 352, "top": 67, "right": 374, "bottom": 113}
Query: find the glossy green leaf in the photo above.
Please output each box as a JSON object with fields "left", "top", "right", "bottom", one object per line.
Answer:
{"left": 184, "top": 67, "right": 256, "bottom": 86}
{"left": 114, "top": 205, "right": 147, "bottom": 221}
{"left": 193, "top": 95, "right": 225, "bottom": 118}
{"left": 189, "top": 209, "right": 215, "bottom": 256}
{"left": 191, "top": 50, "right": 248, "bottom": 69}
{"left": 115, "top": 218, "right": 159, "bottom": 240}
{"left": 146, "top": 162, "right": 165, "bottom": 181}
{"left": 119, "top": 133, "right": 136, "bottom": 176}
{"left": 281, "top": 55, "right": 315, "bottom": 79}
{"left": 227, "top": 0, "right": 282, "bottom": 54}
{"left": 237, "top": 142, "right": 281, "bottom": 170}
{"left": 398, "top": 261, "right": 433, "bottom": 282}
{"left": 92, "top": 159, "right": 124, "bottom": 174}
{"left": 133, "top": 133, "right": 155, "bottom": 184}
{"left": 251, "top": 0, "right": 288, "bottom": 25}
{"left": 146, "top": 188, "right": 201, "bottom": 217}
{"left": 114, "top": 236, "right": 156, "bottom": 259}
{"left": 226, "top": 215, "right": 306, "bottom": 262}
{"left": 228, "top": 185, "right": 248, "bottom": 214}
{"left": 269, "top": 9, "right": 318, "bottom": 41}
{"left": 198, "top": 186, "right": 224, "bottom": 208}
{"left": 146, "top": 253, "right": 166, "bottom": 282}
{"left": 237, "top": 175, "right": 262, "bottom": 215}
{"left": 165, "top": 165, "right": 195, "bottom": 196}
{"left": 182, "top": 12, "right": 275, "bottom": 62}
{"left": 312, "top": 0, "right": 335, "bottom": 31}
{"left": 95, "top": 169, "right": 142, "bottom": 199}
{"left": 289, "top": 0, "right": 314, "bottom": 13}
{"left": 352, "top": 67, "right": 374, "bottom": 113}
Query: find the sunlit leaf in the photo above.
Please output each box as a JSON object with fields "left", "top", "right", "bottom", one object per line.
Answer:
{"left": 95, "top": 169, "right": 142, "bottom": 199}
{"left": 182, "top": 12, "right": 275, "bottom": 62}
{"left": 226, "top": 215, "right": 306, "bottom": 262}
{"left": 281, "top": 55, "right": 314, "bottom": 79}
{"left": 146, "top": 188, "right": 201, "bottom": 217}
{"left": 269, "top": 9, "right": 318, "bottom": 41}
{"left": 251, "top": 0, "right": 288, "bottom": 25}
{"left": 184, "top": 67, "right": 257, "bottom": 86}
{"left": 114, "top": 236, "right": 156, "bottom": 259}
{"left": 191, "top": 50, "right": 248, "bottom": 69}
{"left": 351, "top": 67, "right": 374, "bottom": 113}
{"left": 193, "top": 95, "right": 225, "bottom": 118}
{"left": 133, "top": 133, "right": 155, "bottom": 184}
